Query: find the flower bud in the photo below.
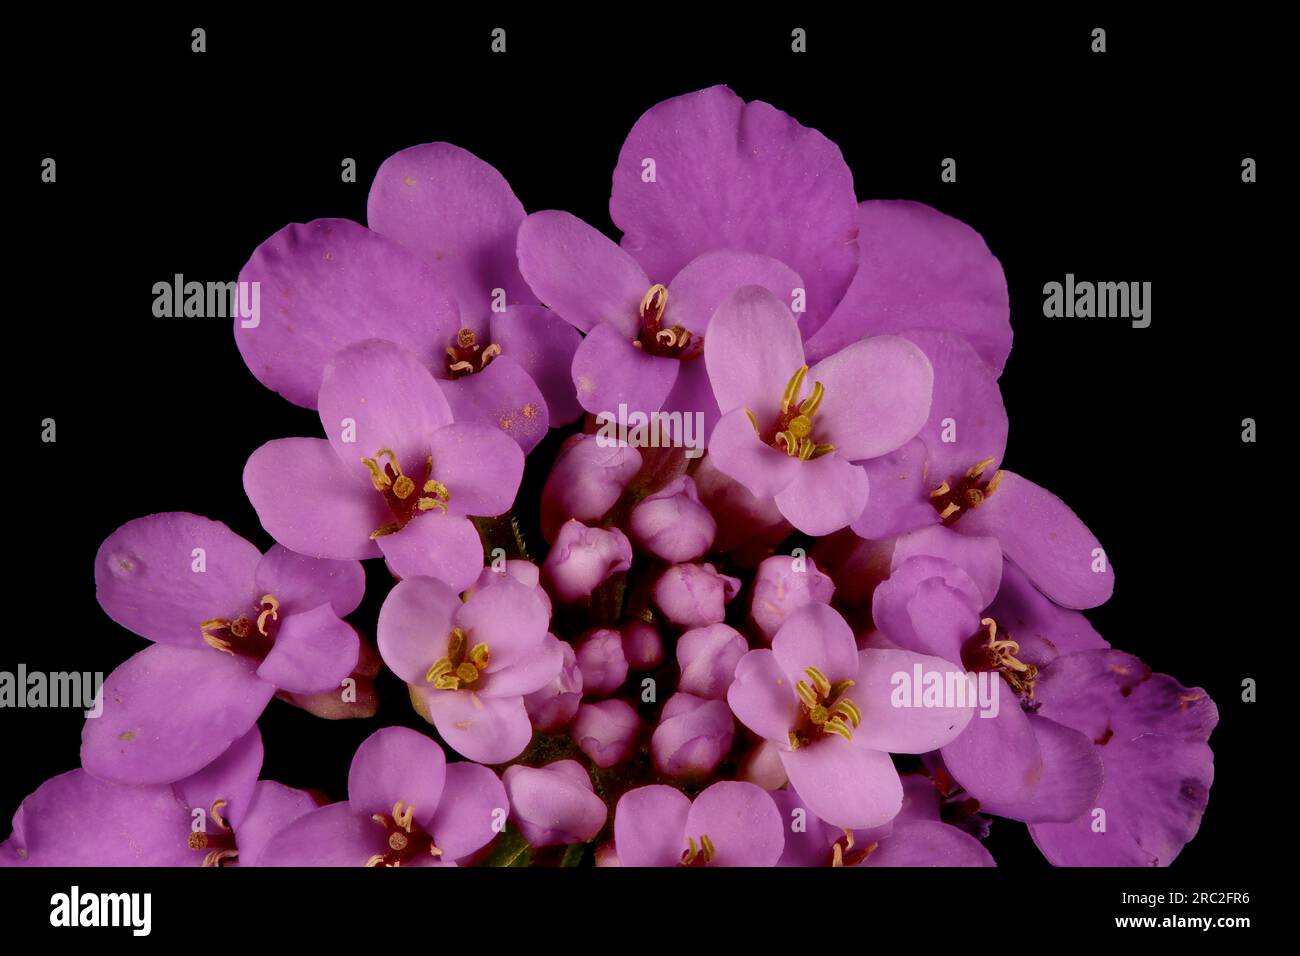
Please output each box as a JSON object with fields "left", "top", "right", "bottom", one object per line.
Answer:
{"left": 750, "top": 554, "right": 835, "bottom": 643}
{"left": 652, "top": 562, "right": 741, "bottom": 628}
{"left": 523, "top": 639, "right": 584, "bottom": 733}
{"left": 502, "top": 760, "right": 608, "bottom": 847}
{"left": 575, "top": 628, "right": 630, "bottom": 698}
{"left": 541, "top": 434, "right": 642, "bottom": 542}
{"left": 571, "top": 698, "right": 641, "bottom": 768}
{"left": 628, "top": 475, "right": 716, "bottom": 562}
{"left": 542, "top": 519, "right": 633, "bottom": 604}
{"left": 676, "top": 623, "right": 748, "bottom": 699}
{"left": 621, "top": 619, "right": 664, "bottom": 672}
{"left": 651, "top": 693, "right": 735, "bottom": 780}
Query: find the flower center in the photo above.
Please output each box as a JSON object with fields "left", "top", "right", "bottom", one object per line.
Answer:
{"left": 631, "top": 284, "right": 702, "bottom": 360}
{"left": 788, "top": 665, "right": 861, "bottom": 749}
{"left": 746, "top": 365, "right": 836, "bottom": 460}
{"left": 186, "top": 799, "right": 239, "bottom": 867}
{"left": 930, "top": 457, "right": 1003, "bottom": 524}
{"left": 830, "top": 828, "right": 878, "bottom": 867}
{"left": 425, "top": 626, "right": 491, "bottom": 691}
{"left": 445, "top": 327, "right": 502, "bottom": 379}
{"left": 679, "top": 834, "right": 715, "bottom": 867}
{"left": 360, "top": 448, "right": 451, "bottom": 539}
{"left": 200, "top": 594, "right": 280, "bottom": 659}
{"left": 960, "top": 617, "right": 1038, "bottom": 699}
{"left": 366, "top": 801, "right": 443, "bottom": 867}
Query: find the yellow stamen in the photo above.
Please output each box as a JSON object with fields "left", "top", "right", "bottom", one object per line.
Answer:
{"left": 640, "top": 284, "right": 669, "bottom": 323}
{"left": 800, "top": 381, "right": 826, "bottom": 417}
{"left": 781, "top": 365, "right": 808, "bottom": 414}
{"left": 805, "top": 666, "right": 832, "bottom": 699}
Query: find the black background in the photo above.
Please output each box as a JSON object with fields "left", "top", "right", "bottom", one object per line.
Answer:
{"left": 4, "top": 8, "right": 1276, "bottom": 910}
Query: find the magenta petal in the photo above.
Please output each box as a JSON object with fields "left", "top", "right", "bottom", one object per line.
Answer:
{"left": 1028, "top": 649, "right": 1216, "bottom": 866}
{"left": 803, "top": 200, "right": 1012, "bottom": 374}
{"left": 232, "top": 780, "right": 319, "bottom": 868}
{"left": 852, "top": 648, "right": 975, "bottom": 753}
{"left": 244, "top": 437, "right": 385, "bottom": 560}
{"left": 903, "top": 329, "right": 1008, "bottom": 484}
{"left": 376, "top": 576, "right": 461, "bottom": 684}
{"left": 727, "top": 648, "right": 800, "bottom": 744}
{"left": 614, "top": 785, "right": 692, "bottom": 867}
{"left": 984, "top": 560, "right": 1109, "bottom": 669}
{"left": 257, "top": 604, "right": 359, "bottom": 695}
{"left": 368, "top": 143, "right": 534, "bottom": 322}
{"left": 426, "top": 690, "right": 533, "bottom": 764}
{"left": 428, "top": 421, "right": 525, "bottom": 517}
{"left": 318, "top": 338, "right": 452, "bottom": 473}
{"left": 665, "top": 249, "right": 805, "bottom": 337}
{"left": 427, "top": 762, "right": 508, "bottom": 861}
{"left": 774, "top": 453, "right": 870, "bottom": 537}
{"left": 851, "top": 439, "right": 940, "bottom": 539}
{"left": 575, "top": 321, "right": 680, "bottom": 417}
{"left": 708, "top": 408, "right": 802, "bottom": 499}
{"left": 704, "top": 285, "right": 806, "bottom": 420}
{"left": 611, "top": 86, "right": 857, "bottom": 330}
{"left": 2, "top": 769, "right": 193, "bottom": 866}
{"left": 481, "top": 635, "right": 566, "bottom": 699}
{"left": 81, "top": 643, "right": 274, "bottom": 786}
{"left": 977, "top": 715, "right": 1103, "bottom": 823}
{"left": 685, "top": 781, "right": 784, "bottom": 867}
{"left": 347, "top": 726, "right": 447, "bottom": 831}
{"left": 174, "top": 726, "right": 263, "bottom": 833}
{"left": 860, "top": 820, "right": 996, "bottom": 867}
{"left": 771, "top": 603, "right": 860, "bottom": 687}
{"left": 940, "top": 698, "right": 1043, "bottom": 807}
{"left": 808, "top": 336, "right": 933, "bottom": 462}
{"left": 254, "top": 544, "right": 365, "bottom": 619}
{"left": 956, "top": 470, "right": 1115, "bottom": 609}
{"left": 441, "top": 355, "right": 550, "bottom": 454}
{"left": 517, "top": 209, "right": 648, "bottom": 335}
{"left": 95, "top": 513, "right": 262, "bottom": 649}
{"left": 779, "top": 740, "right": 903, "bottom": 830}
{"left": 456, "top": 574, "right": 550, "bottom": 673}
{"left": 254, "top": 802, "right": 385, "bottom": 867}
{"left": 377, "top": 513, "right": 484, "bottom": 591}
{"left": 235, "top": 218, "right": 457, "bottom": 408}
{"left": 489, "top": 304, "right": 583, "bottom": 424}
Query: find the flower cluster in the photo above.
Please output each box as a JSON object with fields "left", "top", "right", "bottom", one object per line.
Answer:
{"left": 4, "top": 87, "right": 1216, "bottom": 868}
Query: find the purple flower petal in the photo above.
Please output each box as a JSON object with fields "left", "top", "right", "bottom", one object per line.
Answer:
{"left": 235, "top": 218, "right": 457, "bottom": 408}
{"left": 318, "top": 338, "right": 453, "bottom": 474}
{"left": 851, "top": 439, "right": 940, "bottom": 539}
{"left": 574, "top": 321, "right": 680, "bottom": 416}
{"left": 704, "top": 285, "right": 806, "bottom": 421}
{"left": 174, "top": 726, "right": 263, "bottom": 833}
{"left": 892, "top": 524, "right": 1003, "bottom": 610}
{"left": 244, "top": 437, "right": 386, "bottom": 560}
{"left": 956, "top": 470, "right": 1115, "bottom": 609}
{"left": 727, "top": 648, "right": 801, "bottom": 744}
{"left": 81, "top": 644, "right": 274, "bottom": 786}
{"left": 427, "top": 421, "right": 525, "bottom": 518}
{"left": 376, "top": 576, "right": 461, "bottom": 684}
{"left": 852, "top": 648, "right": 975, "bottom": 753}
{"left": 611, "top": 86, "right": 857, "bottom": 332}
{"left": 440, "top": 355, "right": 550, "bottom": 454}
{"left": 376, "top": 512, "right": 484, "bottom": 591}
{"left": 367, "top": 142, "right": 534, "bottom": 323}
{"left": 871, "top": 555, "right": 984, "bottom": 662}
{"left": 859, "top": 820, "right": 996, "bottom": 867}
{"left": 707, "top": 407, "right": 802, "bottom": 500}
{"left": 232, "top": 780, "right": 319, "bottom": 868}
{"left": 779, "top": 740, "right": 903, "bottom": 831}
{"left": 347, "top": 726, "right": 447, "bottom": 831}
{"left": 977, "top": 714, "right": 1103, "bottom": 823}
{"left": 803, "top": 200, "right": 1011, "bottom": 375}
{"left": 3, "top": 770, "right": 193, "bottom": 866}
{"left": 984, "top": 560, "right": 1109, "bottom": 669}
{"left": 771, "top": 602, "right": 860, "bottom": 688}
{"left": 95, "top": 513, "right": 262, "bottom": 649}
{"left": 254, "top": 801, "right": 387, "bottom": 867}
{"left": 614, "top": 785, "right": 692, "bottom": 867}
{"left": 428, "top": 762, "right": 508, "bottom": 861}
{"left": 517, "top": 209, "right": 648, "bottom": 335}
{"left": 424, "top": 689, "right": 533, "bottom": 765}
{"left": 684, "top": 781, "right": 784, "bottom": 867}
{"left": 455, "top": 573, "right": 551, "bottom": 674}
{"left": 490, "top": 304, "right": 583, "bottom": 424}
{"left": 254, "top": 544, "right": 365, "bottom": 619}
{"left": 257, "top": 604, "right": 359, "bottom": 695}
{"left": 773, "top": 452, "right": 870, "bottom": 537}
{"left": 807, "top": 335, "right": 933, "bottom": 462}
{"left": 939, "top": 698, "right": 1042, "bottom": 808}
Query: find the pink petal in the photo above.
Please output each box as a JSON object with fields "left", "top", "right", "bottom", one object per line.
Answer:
{"left": 704, "top": 285, "right": 805, "bottom": 420}
{"left": 254, "top": 544, "right": 366, "bottom": 619}
{"left": 773, "top": 453, "right": 870, "bottom": 537}
{"left": 376, "top": 513, "right": 483, "bottom": 591}
{"left": 376, "top": 576, "right": 462, "bottom": 684}
{"left": 574, "top": 321, "right": 680, "bottom": 417}
{"left": 489, "top": 304, "right": 583, "bottom": 424}
{"left": 851, "top": 648, "right": 975, "bottom": 753}
{"left": 425, "top": 689, "right": 533, "bottom": 764}
{"left": 779, "top": 739, "right": 903, "bottom": 830}
{"left": 347, "top": 726, "right": 447, "bottom": 831}
{"left": 613, "top": 785, "right": 692, "bottom": 867}
{"left": 256, "top": 604, "right": 359, "bottom": 695}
